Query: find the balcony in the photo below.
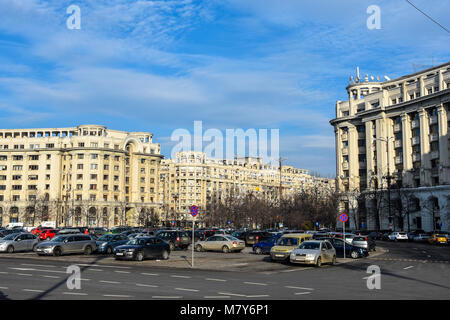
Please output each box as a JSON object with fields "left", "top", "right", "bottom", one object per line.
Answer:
{"left": 393, "top": 123, "right": 401, "bottom": 133}
{"left": 429, "top": 115, "right": 438, "bottom": 125}
{"left": 394, "top": 140, "right": 402, "bottom": 148}
{"left": 411, "top": 120, "right": 420, "bottom": 129}
{"left": 411, "top": 136, "right": 420, "bottom": 145}
{"left": 342, "top": 147, "right": 349, "bottom": 155}
{"left": 431, "top": 150, "right": 439, "bottom": 159}
{"left": 412, "top": 153, "right": 421, "bottom": 162}
{"left": 395, "top": 156, "right": 402, "bottom": 164}
{"left": 430, "top": 133, "right": 439, "bottom": 142}
{"left": 341, "top": 133, "right": 348, "bottom": 141}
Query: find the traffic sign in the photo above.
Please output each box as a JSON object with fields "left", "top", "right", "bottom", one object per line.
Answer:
{"left": 339, "top": 213, "right": 348, "bottom": 223}
{"left": 190, "top": 205, "right": 198, "bottom": 217}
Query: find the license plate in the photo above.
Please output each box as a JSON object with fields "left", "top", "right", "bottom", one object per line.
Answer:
{"left": 276, "top": 254, "right": 284, "bottom": 257}
{"left": 116, "top": 252, "right": 124, "bottom": 256}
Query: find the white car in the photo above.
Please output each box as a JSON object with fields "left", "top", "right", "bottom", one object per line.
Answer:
{"left": 388, "top": 232, "right": 408, "bottom": 241}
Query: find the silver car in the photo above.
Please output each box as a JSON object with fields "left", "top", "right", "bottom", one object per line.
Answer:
{"left": 0, "top": 232, "right": 39, "bottom": 253}
{"left": 35, "top": 234, "right": 97, "bottom": 256}
{"left": 290, "top": 240, "right": 336, "bottom": 267}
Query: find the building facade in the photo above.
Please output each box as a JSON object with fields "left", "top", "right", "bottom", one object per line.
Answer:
{"left": 159, "top": 151, "right": 335, "bottom": 226}
{"left": 330, "top": 62, "right": 450, "bottom": 232}
{"left": 0, "top": 125, "right": 163, "bottom": 227}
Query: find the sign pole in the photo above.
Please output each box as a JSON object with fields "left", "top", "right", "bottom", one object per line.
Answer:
{"left": 192, "top": 215, "right": 194, "bottom": 268}
{"left": 343, "top": 219, "right": 346, "bottom": 259}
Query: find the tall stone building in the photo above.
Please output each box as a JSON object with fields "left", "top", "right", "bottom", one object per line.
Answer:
{"left": 0, "top": 125, "right": 162, "bottom": 227}
{"left": 159, "top": 151, "right": 335, "bottom": 226}
{"left": 330, "top": 62, "right": 450, "bottom": 232}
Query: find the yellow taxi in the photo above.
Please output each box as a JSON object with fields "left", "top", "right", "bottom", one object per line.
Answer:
{"left": 270, "top": 233, "right": 313, "bottom": 262}
{"left": 428, "top": 233, "right": 448, "bottom": 245}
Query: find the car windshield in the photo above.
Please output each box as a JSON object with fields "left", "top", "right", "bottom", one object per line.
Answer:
{"left": 127, "top": 238, "right": 147, "bottom": 245}
{"left": 353, "top": 237, "right": 366, "bottom": 241}
{"left": 2, "top": 233, "right": 19, "bottom": 240}
{"left": 50, "top": 236, "right": 66, "bottom": 242}
{"left": 225, "top": 236, "right": 239, "bottom": 241}
{"left": 277, "top": 238, "right": 298, "bottom": 246}
{"left": 299, "top": 242, "right": 321, "bottom": 250}
{"left": 98, "top": 235, "right": 114, "bottom": 241}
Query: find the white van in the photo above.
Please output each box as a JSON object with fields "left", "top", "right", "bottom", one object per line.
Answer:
{"left": 5, "top": 222, "right": 24, "bottom": 230}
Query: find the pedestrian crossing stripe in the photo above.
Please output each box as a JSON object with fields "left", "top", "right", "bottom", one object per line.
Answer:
{"left": 368, "top": 257, "right": 449, "bottom": 263}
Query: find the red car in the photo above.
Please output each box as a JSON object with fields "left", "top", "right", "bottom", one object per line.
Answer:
{"left": 31, "top": 227, "right": 52, "bottom": 235}
{"left": 39, "top": 229, "right": 59, "bottom": 241}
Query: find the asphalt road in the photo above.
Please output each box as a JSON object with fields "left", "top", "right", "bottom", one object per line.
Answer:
{"left": 0, "top": 241, "right": 448, "bottom": 300}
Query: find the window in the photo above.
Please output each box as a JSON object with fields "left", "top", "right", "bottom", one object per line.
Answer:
{"left": 91, "top": 154, "right": 98, "bottom": 159}
{"left": 77, "top": 164, "right": 84, "bottom": 170}
{"left": 12, "top": 175, "right": 22, "bottom": 180}
{"left": 78, "top": 154, "right": 84, "bottom": 159}
{"left": 29, "top": 155, "right": 39, "bottom": 161}
{"left": 90, "top": 184, "right": 97, "bottom": 190}
{"left": 29, "top": 165, "right": 38, "bottom": 170}
{"left": 90, "top": 174, "right": 97, "bottom": 180}
{"left": 12, "top": 155, "right": 23, "bottom": 161}
{"left": 91, "top": 164, "right": 98, "bottom": 170}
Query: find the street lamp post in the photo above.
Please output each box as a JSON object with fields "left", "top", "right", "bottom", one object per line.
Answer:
{"left": 374, "top": 136, "right": 395, "bottom": 230}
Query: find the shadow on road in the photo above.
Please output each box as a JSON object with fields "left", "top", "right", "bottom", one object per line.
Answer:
{"left": 0, "top": 290, "right": 9, "bottom": 300}
{"left": 29, "top": 253, "right": 111, "bottom": 300}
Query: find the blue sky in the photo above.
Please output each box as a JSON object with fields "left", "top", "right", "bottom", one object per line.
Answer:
{"left": 0, "top": 0, "right": 449, "bottom": 177}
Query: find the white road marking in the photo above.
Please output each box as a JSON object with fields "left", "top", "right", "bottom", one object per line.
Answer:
{"left": 247, "top": 295, "right": 269, "bottom": 298}
{"left": 87, "top": 268, "right": 103, "bottom": 272}
{"left": 218, "top": 292, "right": 247, "bottom": 297}
{"left": 42, "top": 275, "right": 61, "bottom": 279}
{"left": 0, "top": 286, "right": 8, "bottom": 290}
{"left": 136, "top": 283, "right": 159, "bottom": 288}
{"left": 204, "top": 296, "right": 230, "bottom": 299}
{"left": 171, "top": 275, "right": 191, "bottom": 279}
{"left": 76, "top": 264, "right": 130, "bottom": 269}
{"left": 103, "top": 294, "right": 133, "bottom": 298}
{"left": 295, "top": 292, "right": 312, "bottom": 295}
{"left": 152, "top": 296, "right": 182, "bottom": 299}
{"left": 0, "top": 272, "right": 8, "bottom": 274}
{"left": 21, "top": 263, "right": 56, "bottom": 268}
{"left": 23, "top": 289, "right": 44, "bottom": 293}
{"left": 244, "top": 282, "right": 267, "bottom": 286}
{"left": 10, "top": 267, "right": 65, "bottom": 274}
{"left": 99, "top": 280, "right": 121, "bottom": 284}
{"left": 80, "top": 278, "right": 91, "bottom": 281}
{"left": 175, "top": 288, "right": 199, "bottom": 292}
{"left": 281, "top": 267, "right": 313, "bottom": 273}
{"left": 205, "top": 278, "right": 227, "bottom": 282}
{"left": 403, "top": 266, "right": 414, "bottom": 270}
{"left": 114, "top": 271, "right": 130, "bottom": 274}
{"left": 63, "top": 292, "right": 88, "bottom": 296}
{"left": 285, "top": 286, "right": 314, "bottom": 291}
{"left": 231, "top": 263, "right": 248, "bottom": 266}
{"left": 17, "top": 273, "right": 33, "bottom": 276}
{"left": 141, "top": 273, "right": 158, "bottom": 276}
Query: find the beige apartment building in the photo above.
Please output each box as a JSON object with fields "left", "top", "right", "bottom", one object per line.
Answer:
{"left": 330, "top": 62, "right": 450, "bottom": 232}
{"left": 159, "top": 151, "right": 335, "bottom": 226}
{"left": 0, "top": 125, "right": 162, "bottom": 227}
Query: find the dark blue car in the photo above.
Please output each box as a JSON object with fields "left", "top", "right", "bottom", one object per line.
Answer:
{"left": 318, "top": 237, "right": 369, "bottom": 259}
{"left": 96, "top": 234, "right": 129, "bottom": 254}
{"left": 252, "top": 234, "right": 281, "bottom": 254}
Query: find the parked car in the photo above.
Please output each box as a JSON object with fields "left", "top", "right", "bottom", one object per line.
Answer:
{"left": 231, "top": 230, "right": 248, "bottom": 241}
{"left": 388, "top": 232, "right": 409, "bottom": 241}
{"left": 252, "top": 234, "right": 282, "bottom": 254}
{"left": 57, "top": 228, "right": 84, "bottom": 235}
{"left": 407, "top": 230, "right": 426, "bottom": 242}
{"left": 312, "top": 231, "right": 330, "bottom": 239}
{"left": 114, "top": 236, "right": 171, "bottom": 261}
{"left": 317, "top": 237, "right": 369, "bottom": 259}
{"left": 110, "top": 226, "right": 131, "bottom": 234}
{"left": 156, "top": 230, "right": 191, "bottom": 250}
{"left": 195, "top": 235, "right": 245, "bottom": 253}
{"left": 352, "top": 235, "right": 376, "bottom": 252}
{"left": 270, "top": 233, "right": 313, "bottom": 262}
{"left": 31, "top": 227, "right": 52, "bottom": 235}
{"left": 39, "top": 229, "right": 59, "bottom": 241}
{"left": 0, "top": 233, "right": 39, "bottom": 253}
{"left": 412, "top": 233, "right": 431, "bottom": 243}
{"left": 35, "top": 234, "right": 97, "bottom": 256}
{"left": 428, "top": 233, "right": 448, "bottom": 245}
{"left": 96, "top": 234, "right": 129, "bottom": 254}
{"left": 290, "top": 240, "right": 336, "bottom": 267}
{"left": 245, "top": 231, "right": 272, "bottom": 246}
{"left": 88, "top": 227, "right": 108, "bottom": 237}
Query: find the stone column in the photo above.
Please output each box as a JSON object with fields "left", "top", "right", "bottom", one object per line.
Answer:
{"left": 401, "top": 113, "right": 413, "bottom": 186}
{"left": 418, "top": 109, "right": 431, "bottom": 185}
{"left": 437, "top": 104, "right": 449, "bottom": 184}
{"left": 335, "top": 127, "right": 343, "bottom": 192}
{"left": 365, "top": 121, "right": 374, "bottom": 186}
{"left": 348, "top": 125, "right": 359, "bottom": 190}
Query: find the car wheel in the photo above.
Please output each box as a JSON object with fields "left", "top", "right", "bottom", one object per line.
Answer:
{"left": 32, "top": 244, "right": 37, "bottom": 252}
{"left": 53, "top": 247, "right": 62, "bottom": 256}
{"left": 222, "top": 245, "right": 230, "bottom": 253}
{"left": 7, "top": 245, "right": 14, "bottom": 253}
{"left": 106, "top": 247, "right": 113, "bottom": 254}
{"left": 136, "top": 251, "right": 144, "bottom": 261}
{"left": 315, "top": 257, "right": 322, "bottom": 267}
{"left": 255, "top": 247, "right": 262, "bottom": 255}
{"left": 161, "top": 250, "right": 169, "bottom": 260}
{"left": 350, "top": 250, "right": 359, "bottom": 259}
{"left": 84, "top": 246, "right": 92, "bottom": 255}
{"left": 195, "top": 244, "right": 203, "bottom": 252}
{"left": 331, "top": 255, "right": 336, "bottom": 265}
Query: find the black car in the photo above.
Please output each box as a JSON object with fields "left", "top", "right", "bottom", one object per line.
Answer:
{"left": 245, "top": 231, "right": 272, "bottom": 246}
{"left": 155, "top": 230, "right": 191, "bottom": 250}
{"left": 114, "top": 237, "right": 170, "bottom": 261}
{"left": 317, "top": 237, "right": 369, "bottom": 259}
{"left": 231, "top": 230, "right": 248, "bottom": 241}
